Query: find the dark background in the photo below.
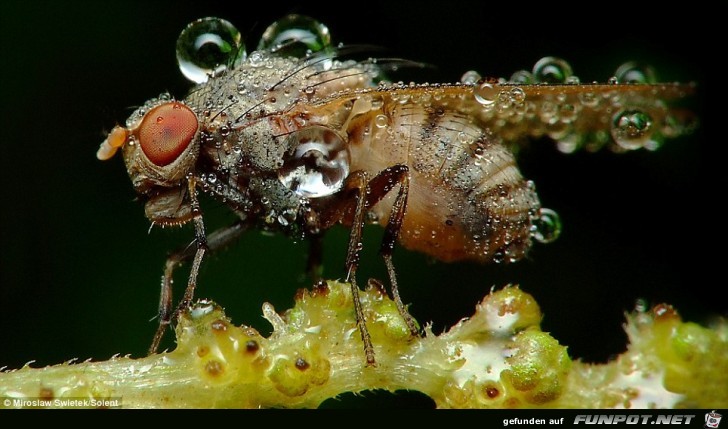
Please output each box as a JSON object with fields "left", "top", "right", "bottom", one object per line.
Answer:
{"left": 0, "top": 1, "right": 720, "bottom": 408}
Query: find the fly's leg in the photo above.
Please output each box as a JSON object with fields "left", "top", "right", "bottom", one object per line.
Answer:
{"left": 149, "top": 220, "right": 246, "bottom": 353}
{"left": 340, "top": 164, "right": 415, "bottom": 365}
{"left": 367, "top": 165, "right": 419, "bottom": 337}
{"left": 150, "top": 178, "right": 206, "bottom": 354}
{"left": 340, "top": 170, "right": 375, "bottom": 365}
{"left": 149, "top": 179, "right": 246, "bottom": 354}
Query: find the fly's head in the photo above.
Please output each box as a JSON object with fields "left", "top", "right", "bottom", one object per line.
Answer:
{"left": 97, "top": 94, "right": 201, "bottom": 226}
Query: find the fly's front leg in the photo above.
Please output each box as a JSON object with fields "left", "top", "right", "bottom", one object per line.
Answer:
{"left": 150, "top": 178, "right": 206, "bottom": 354}
{"left": 150, "top": 220, "right": 246, "bottom": 353}
{"left": 149, "top": 178, "right": 246, "bottom": 354}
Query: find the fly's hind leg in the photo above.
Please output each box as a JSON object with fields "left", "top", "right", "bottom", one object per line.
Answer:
{"left": 340, "top": 170, "right": 376, "bottom": 365}
{"left": 334, "top": 164, "right": 416, "bottom": 365}
{"left": 367, "top": 165, "right": 419, "bottom": 337}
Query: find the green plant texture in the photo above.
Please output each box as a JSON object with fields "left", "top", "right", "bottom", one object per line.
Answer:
{"left": 1, "top": 281, "right": 725, "bottom": 409}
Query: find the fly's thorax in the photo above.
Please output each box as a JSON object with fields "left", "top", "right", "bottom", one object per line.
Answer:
{"left": 191, "top": 113, "right": 319, "bottom": 236}
{"left": 233, "top": 120, "right": 351, "bottom": 235}
{"left": 171, "top": 110, "right": 297, "bottom": 233}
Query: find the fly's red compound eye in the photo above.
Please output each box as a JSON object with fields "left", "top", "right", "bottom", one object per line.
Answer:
{"left": 139, "top": 102, "right": 198, "bottom": 166}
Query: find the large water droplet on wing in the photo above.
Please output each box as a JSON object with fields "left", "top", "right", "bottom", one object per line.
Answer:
{"left": 460, "top": 70, "right": 481, "bottom": 85}
{"left": 278, "top": 126, "right": 350, "bottom": 198}
{"left": 474, "top": 82, "right": 498, "bottom": 105}
{"left": 509, "top": 70, "right": 534, "bottom": 84}
{"left": 614, "top": 61, "right": 657, "bottom": 84}
{"left": 532, "top": 57, "right": 573, "bottom": 84}
{"left": 258, "top": 14, "right": 332, "bottom": 59}
{"left": 509, "top": 87, "right": 526, "bottom": 104}
{"left": 611, "top": 109, "right": 654, "bottom": 150}
{"left": 176, "top": 17, "right": 246, "bottom": 83}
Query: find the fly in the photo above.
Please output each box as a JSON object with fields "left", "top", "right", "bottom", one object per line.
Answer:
{"left": 97, "top": 15, "right": 695, "bottom": 365}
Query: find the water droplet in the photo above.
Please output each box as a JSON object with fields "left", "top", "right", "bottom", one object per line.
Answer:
{"left": 509, "top": 70, "right": 534, "bottom": 84}
{"left": 559, "top": 103, "right": 578, "bottom": 123}
{"left": 532, "top": 57, "right": 572, "bottom": 83}
{"left": 474, "top": 82, "right": 498, "bottom": 105}
{"left": 643, "top": 138, "right": 662, "bottom": 151}
{"left": 497, "top": 90, "right": 510, "bottom": 104}
{"left": 258, "top": 15, "right": 332, "bottom": 59}
{"left": 611, "top": 109, "right": 653, "bottom": 150}
{"left": 607, "top": 76, "right": 619, "bottom": 85}
{"left": 555, "top": 133, "right": 579, "bottom": 153}
{"left": 577, "top": 91, "right": 600, "bottom": 108}
{"left": 189, "top": 299, "right": 217, "bottom": 319}
{"left": 278, "top": 126, "right": 350, "bottom": 198}
{"left": 460, "top": 70, "right": 481, "bottom": 85}
{"left": 531, "top": 208, "right": 561, "bottom": 244}
{"left": 539, "top": 101, "right": 557, "bottom": 120}
{"left": 248, "top": 51, "right": 266, "bottom": 67}
{"left": 457, "top": 131, "right": 469, "bottom": 143}
{"left": 176, "top": 17, "right": 246, "bottom": 84}
{"left": 565, "top": 75, "right": 581, "bottom": 84}
{"left": 509, "top": 87, "right": 526, "bottom": 104}
{"left": 635, "top": 298, "right": 649, "bottom": 313}
{"left": 614, "top": 61, "right": 657, "bottom": 84}
{"left": 375, "top": 114, "right": 388, "bottom": 128}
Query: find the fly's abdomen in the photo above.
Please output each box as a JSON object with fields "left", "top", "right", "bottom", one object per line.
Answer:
{"left": 347, "top": 98, "right": 540, "bottom": 263}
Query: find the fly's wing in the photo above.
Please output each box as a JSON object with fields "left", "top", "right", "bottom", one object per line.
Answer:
{"left": 304, "top": 81, "right": 696, "bottom": 154}
{"left": 465, "top": 82, "right": 696, "bottom": 153}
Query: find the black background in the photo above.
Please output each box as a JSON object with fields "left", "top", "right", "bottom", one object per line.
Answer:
{"left": 0, "top": 1, "right": 721, "bottom": 408}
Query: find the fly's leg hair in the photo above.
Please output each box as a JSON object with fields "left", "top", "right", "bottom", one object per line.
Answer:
{"left": 340, "top": 164, "right": 416, "bottom": 366}
{"left": 149, "top": 178, "right": 246, "bottom": 354}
